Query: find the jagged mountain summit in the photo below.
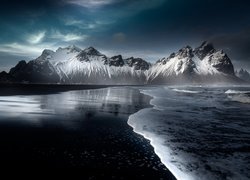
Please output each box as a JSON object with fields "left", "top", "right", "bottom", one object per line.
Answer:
{"left": 236, "top": 68, "right": 250, "bottom": 82}
{"left": 7, "top": 46, "right": 150, "bottom": 84}
{"left": 147, "top": 41, "right": 237, "bottom": 84}
{"left": 0, "top": 42, "right": 244, "bottom": 84}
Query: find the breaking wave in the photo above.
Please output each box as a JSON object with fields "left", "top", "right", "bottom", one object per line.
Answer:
{"left": 225, "top": 89, "right": 250, "bottom": 94}
{"left": 225, "top": 89, "right": 250, "bottom": 104}
{"left": 171, "top": 88, "right": 201, "bottom": 94}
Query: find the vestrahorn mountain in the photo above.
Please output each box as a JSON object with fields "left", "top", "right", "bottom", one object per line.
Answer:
{"left": 0, "top": 42, "right": 243, "bottom": 84}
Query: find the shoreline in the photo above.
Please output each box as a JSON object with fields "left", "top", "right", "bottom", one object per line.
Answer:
{"left": 128, "top": 87, "right": 187, "bottom": 180}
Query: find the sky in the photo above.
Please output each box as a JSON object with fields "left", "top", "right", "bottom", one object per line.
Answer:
{"left": 0, "top": 0, "right": 250, "bottom": 71}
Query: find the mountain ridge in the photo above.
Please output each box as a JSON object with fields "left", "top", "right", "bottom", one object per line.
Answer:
{"left": 0, "top": 42, "right": 246, "bottom": 85}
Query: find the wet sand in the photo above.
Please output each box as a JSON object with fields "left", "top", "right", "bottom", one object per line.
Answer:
{"left": 0, "top": 86, "right": 175, "bottom": 179}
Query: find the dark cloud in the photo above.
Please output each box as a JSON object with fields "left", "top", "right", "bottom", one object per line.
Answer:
{"left": 0, "top": 0, "right": 59, "bottom": 13}
{"left": 0, "top": 0, "right": 250, "bottom": 71}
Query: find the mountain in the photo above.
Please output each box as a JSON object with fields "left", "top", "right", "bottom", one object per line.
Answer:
{"left": 55, "top": 46, "right": 150, "bottom": 84}
{"left": 236, "top": 68, "right": 250, "bottom": 82}
{"left": 5, "top": 45, "right": 150, "bottom": 84}
{"left": 147, "top": 41, "right": 238, "bottom": 84}
{"left": 0, "top": 42, "right": 244, "bottom": 84}
{"left": 9, "top": 58, "right": 60, "bottom": 83}
{"left": 0, "top": 71, "right": 15, "bottom": 83}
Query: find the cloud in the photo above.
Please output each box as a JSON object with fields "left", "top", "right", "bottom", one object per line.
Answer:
{"left": 63, "top": 18, "right": 98, "bottom": 29}
{"left": 0, "top": 29, "right": 88, "bottom": 60}
{"left": 65, "top": 0, "right": 120, "bottom": 8}
{"left": 64, "top": 18, "right": 85, "bottom": 26}
{"left": 0, "top": 42, "right": 57, "bottom": 58}
{"left": 64, "top": 0, "right": 166, "bottom": 15}
{"left": 62, "top": 16, "right": 115, "bottom": 31}
{"left": 50, "top": 30, "right": 88, "bottom": 42}
{"left": 26, "top": 31, "right": 46, "bottom": 44}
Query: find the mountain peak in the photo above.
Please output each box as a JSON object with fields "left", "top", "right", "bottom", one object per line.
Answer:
{"left": 107, "top": 55, "right": 125, "bottom": 67}
{"left": 76, "top": 47, "right": 106, "bottom": 62}
{"left": 42, "top": 49, "right": 54, "bottom": 56}
{"left": 177, "top": 46, "right": 193, "bottom": 58}
{"left": 236, "top": 68, "right": 250, "bottom": 82}
{"left": 194, "top": 41, "right": 216, "bottom": 59}
{"left": 66, "top": 45, "right": 82, "bottom": 52}
{"left": 36, "top": 49, "right": 55, "bottom": 61}
{"left": 125, "top": 57, "right": 150, "bottom": 70}
{"left": 83, "top": 46, "right": 102, "bottom": 56}
{"left": 208, "top": 50, "right": 234, "bottom": 75}
{"left": 56, "top": 45, "right": 81, "bottom": 53}
{"left": 239, "top": 68, "right": 246, "bottom": 73}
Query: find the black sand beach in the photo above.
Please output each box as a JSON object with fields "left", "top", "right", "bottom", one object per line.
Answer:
{"left": 0, "top": 86, "right": 175, "bottom": 179}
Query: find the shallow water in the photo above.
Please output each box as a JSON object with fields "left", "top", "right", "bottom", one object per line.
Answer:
{"left": 128, "top": 86, "right": 250, "bottom": 180}
{"left": 0, "top": 87, "right": 145, "bottom": 123}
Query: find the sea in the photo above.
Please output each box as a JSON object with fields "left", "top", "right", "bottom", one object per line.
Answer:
{"left": 129, "top": 85, "right": 250, "bottom": 180}
{"left": 0, "top": 85, "right": 249, "bottom": 179}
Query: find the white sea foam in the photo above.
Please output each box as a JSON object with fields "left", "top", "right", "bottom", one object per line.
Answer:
{"left": 128, "top": 110, "right": 194, "bottom": 180}
{"left": 171, "top": 88, "right": 201, "bottom": 94}
{"left": 227, "top": 94, "right": 250, "bottom": 104}
{"left": 225, "top": 89, "right": 250, "bottom": 94}
{"left": 225, "top": 90, "right": 250, "bottom": 104}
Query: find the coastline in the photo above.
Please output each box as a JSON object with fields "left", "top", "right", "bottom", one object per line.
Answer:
{"left": 128, "top": 87, "right": 191, "bottom": 180}
{"left": 0, "top": 86, "right": 176, "bottom": 179}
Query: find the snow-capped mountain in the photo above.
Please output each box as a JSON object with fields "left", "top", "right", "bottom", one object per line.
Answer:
{"left": 147, "top": 41, "right": 237, "bottom": 84}
{"left": 0, "top": 42, "right": 244, "bottom": 84}
{"left": 236, "top": 68, "right": 250, "bottom": 82}
{"left": 54, "top": 46, "right": 150, "bottom": 84}
{"left": 7, "top": 45, "right": 82, "bottom": 83}
{"left": 6, "top": 45, "right": 150, "bottom": 84}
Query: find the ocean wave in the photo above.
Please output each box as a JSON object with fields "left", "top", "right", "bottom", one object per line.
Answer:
{"left": 171, "top": 88, "right": 201, "bottom": 94}
{"left": 225, "top": 90, "right": 250, "bottom": 104}
{"left": 227, "top": 94, "right": 250, "bottom": 104}
{"left": 225, "top": 89, "right": 250, "bottom": 94}
{"left": 128, "top": 86, "right": 250, "bottom": 180}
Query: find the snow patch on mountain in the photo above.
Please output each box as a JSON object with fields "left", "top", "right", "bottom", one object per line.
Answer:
{"left": 147, "top": 41, "right": 236, "bottom": 84}
{"left": 52, "top": 47, "right": 149, "bottom": 84}
{"left": 2, "top": 42, "right": 242, "bottom": 84}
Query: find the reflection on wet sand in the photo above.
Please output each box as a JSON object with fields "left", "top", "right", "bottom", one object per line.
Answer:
{"left": 0, "top": 87, "right": 150, "bottom": 124}
{"left": 0, "top": 87, "right": 176, "bottom": 180}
